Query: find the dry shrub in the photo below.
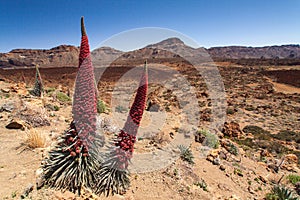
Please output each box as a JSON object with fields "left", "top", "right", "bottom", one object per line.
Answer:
{"left": 25, "top": 129, "right": 45, "bottom": 148}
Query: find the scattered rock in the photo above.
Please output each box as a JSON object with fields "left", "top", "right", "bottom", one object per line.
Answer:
{"left": 6, "top": 119, "right": 26, "bottom": 130}
{"left": 213, "top": 157, "right": 221, "bottom": 165}
{"left": 20, "top": 183, "right": 34, "bottom": 199}
{"left": 0, "top": 101, "right": 15, "bottom": 112}
{"left": 10, "top": 83, "right": 28, "bottom": 95}
{"left": 248, "top": 186, "right": 255, "bottom": 194}
{"left": 147, "top": 102, "right": 160, "bottom": 112}
{"left": 226, "top": 195, "right": 241, "bottom": 200}
{"left": 209, "top": 149, "right": 220, "bottom": 158}
{"left": 1, "top": 88, "right": 10, "bottom": 93}
{"left": 220, "top": 165, "right": 226, "bottom": 171}
{"left": 206, "top": 155, "right": 214, "bottom": 162}
{"left": 222, "top": 121, "right": 242, "bottom": 138}
{"left": 54, "top": 190, "right": 76, "bottom": 200}
{"left": 258, "top": 175, "right": 267, "bottom": 183}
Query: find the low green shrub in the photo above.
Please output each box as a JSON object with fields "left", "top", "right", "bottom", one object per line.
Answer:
{"left": 197, "top": 129, "right": 219, "bottom": 149}
{"left": 178, "top": 145, "right": 194, "bottom": 165}
{"left": 287, "top": 174, "right": 300, "bottom": 185}
{"left": 97, "top": 99, "right": 106, "bottom": 113}
{"left": 56, "top": 92, "right": 71, "bottom": 102}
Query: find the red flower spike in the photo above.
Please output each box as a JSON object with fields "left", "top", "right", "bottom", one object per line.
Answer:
{"left": 123, "top": 60, "right": 148, "bottom": 136}
{"left": 114, "top": 61, "right": 148, "bottom": 167}
{"left": 72, "top": 16, "right": 98, "bottom": 149}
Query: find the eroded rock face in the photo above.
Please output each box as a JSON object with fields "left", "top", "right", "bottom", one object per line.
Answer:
{"left": 0, "top": 45, "right": 79, "bottom": 68}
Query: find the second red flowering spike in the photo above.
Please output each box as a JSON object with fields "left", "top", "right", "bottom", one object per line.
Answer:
{"left": 123, "top": 60, "right": 148, "bottom": 135}
{"left": 94, "top": 61, "right": 148, "bottom": 196}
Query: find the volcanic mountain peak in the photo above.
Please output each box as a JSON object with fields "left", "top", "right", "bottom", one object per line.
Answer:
{"left": 146, "top": 37, "right": 186, "bottom": 49}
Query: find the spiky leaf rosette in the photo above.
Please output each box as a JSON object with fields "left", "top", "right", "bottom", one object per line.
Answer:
{"left": 40, "top": 121, "right": 103, "bottom": 194}
{"left": 94, "top": 61, "right": 148, "bottom": 196}
{"left": 32, "top": 65, "right": 43, "bottom": 97}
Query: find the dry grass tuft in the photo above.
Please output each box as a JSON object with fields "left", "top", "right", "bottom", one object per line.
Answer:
{"left": 25, "top": 129, "right": 46, "bottom": 148}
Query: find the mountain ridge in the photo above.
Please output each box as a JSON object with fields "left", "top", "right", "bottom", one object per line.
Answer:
{"left": 1, "top": 38, "right": 300, "bottom": 68}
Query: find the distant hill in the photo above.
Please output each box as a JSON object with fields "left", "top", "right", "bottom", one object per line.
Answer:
{"left": 1, "top": 38, "right": 300, "bottom": 69}
{"left": 0, "top": 45, "right": 79, "bottom": 68}
{"left": 208, "top": 45, "right": 300, "bottom": 59}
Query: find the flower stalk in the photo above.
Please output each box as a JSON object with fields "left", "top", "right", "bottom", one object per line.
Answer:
{"left": 94, "top": 61, "right": 148, "bottom": 196}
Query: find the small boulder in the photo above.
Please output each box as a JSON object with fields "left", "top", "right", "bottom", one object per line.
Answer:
{"left": 1, "top": 88, "right": 10, "bottom": 93}
{"left": 6, "top": 120, "right": 26, "bottom": 130}
{"left": 0, "top": 102, "right": 15, "bottom": 113}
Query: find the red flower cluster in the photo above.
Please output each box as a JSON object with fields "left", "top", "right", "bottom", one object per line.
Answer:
{"left": 62, "top": 122, "right": 89, "bottom": 157}
{"left": 114, "top": 130, "right": 136, "bottom": 169}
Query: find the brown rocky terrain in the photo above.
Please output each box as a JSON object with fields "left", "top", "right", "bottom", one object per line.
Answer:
{"left": 0, "top": 39, "right": 299, "bottom": 199}
{"left": 1, "top": 38, "right": 300, "bottom": 69}
{"left": 0, "top": 45, "right": 79, "bottom": 68}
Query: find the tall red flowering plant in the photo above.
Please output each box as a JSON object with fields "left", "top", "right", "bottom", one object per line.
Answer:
{"left": 39, "top": 17, "right": 103, "bottom": 195}
{"left": 94, "top": 61, "right": 148, "bottom": 196}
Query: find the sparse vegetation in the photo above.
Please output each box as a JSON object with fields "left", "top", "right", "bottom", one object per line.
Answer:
{"left": 265, "top": 185, "right": 298, "bottom": 200}
{"left": 227, "top": 141, "right": 239, "bottom": 156}
{"left": 287, "top": 174, "right": 300, "bottom": 186}
{"left": 25, "top": 129, "right": 45, "bottom": 148}
{"left": 242, "top": 125, "right": 271, "bottom": 140}
{"left": 178, "top": 145, "right": 195, "bottom": 164}
{"left": 45, "top": 104, "right": 60, "bottom": 111}
{"left": 273, "top": 130, "right": 300, "bottom": 143}
{"left": 97, "top": 99, "right": 106, "bottom": 113}
{"left": 226, "top": 107, "right": 235, "bottom": 115}
{"left": 11, "top": 191, "right": 17, "bottom": 198}
{"left": 115, "top": 105, "right": 128, "bottom": 113}
{"left": 234, "top": 168, "right": 243, "bottom": 177}
{"left": 45, "top": 87, "right": 56, "bottom": 95}
{"left": 194, "top": 179, "right": 208, "bottom": 191}
{"left": 56, "top": 91, "right": 71, "bottom": 102}
{"left": 197, "top": 129, "right": 219, "bottom": 149}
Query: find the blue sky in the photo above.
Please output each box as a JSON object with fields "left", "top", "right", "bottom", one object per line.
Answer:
{"left": 0, "top": 0, "right": 299, "bottom": 52}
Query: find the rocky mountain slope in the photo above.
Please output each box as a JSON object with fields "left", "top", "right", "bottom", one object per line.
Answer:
{"left": 1, "top": 38, "right": 300, "bottom": 69}
{"left": 0, "top": 45, "right": 79, "bottom": 68}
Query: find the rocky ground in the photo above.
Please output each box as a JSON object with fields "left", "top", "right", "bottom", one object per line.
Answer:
{"left": 0, "top": 63, "right": 299, "bottom": 200}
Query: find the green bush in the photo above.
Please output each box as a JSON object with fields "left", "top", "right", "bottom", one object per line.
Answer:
{"left": 197, "top": 129, "right": 219, "bottom": 149}
{"left": 45, "top": 87, "right": 56, "bottom": 95}
{"left": 287, "top": 174, "right": 300, "bottom": 185}
{"left": 56, "top": 92, "right": 71, "bottom": 102}
{"left": 97, "top": 100, "right": 106, "bottom": 113}
{"left": 227, "top": 142, "right": 239, "bottom": 156}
